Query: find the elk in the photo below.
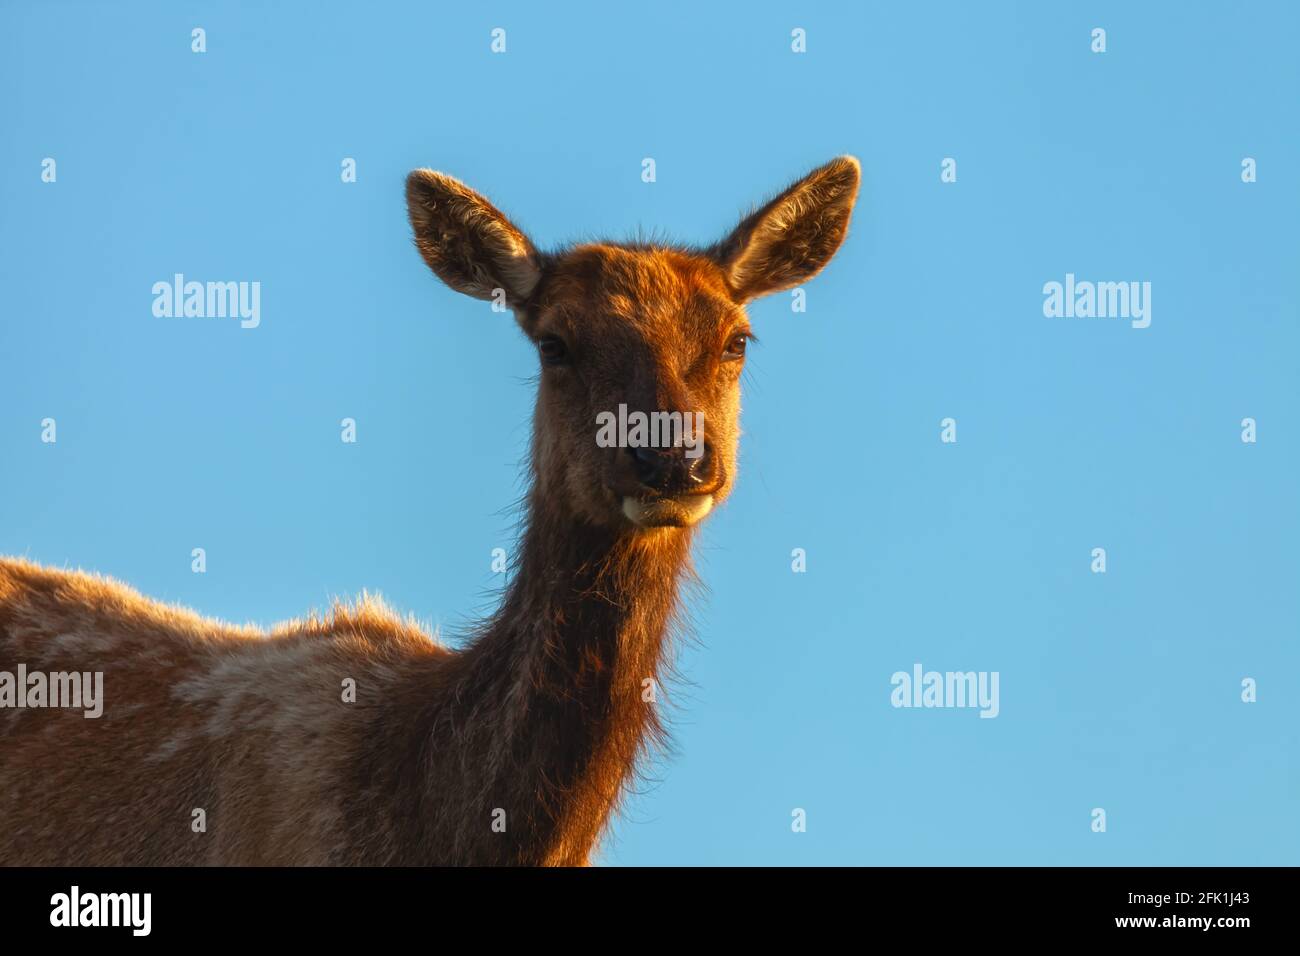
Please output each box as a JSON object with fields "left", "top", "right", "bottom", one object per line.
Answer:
{"left": 0, "top": 156, "right": 860, "bottom": 865}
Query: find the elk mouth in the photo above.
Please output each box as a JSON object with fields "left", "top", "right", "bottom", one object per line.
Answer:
{"left": 621, "top": 493, "right": 714, "bottom": 529}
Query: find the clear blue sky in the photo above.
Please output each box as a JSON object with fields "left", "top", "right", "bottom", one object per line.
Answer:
{"left": 2, "top": 1, "right": 1296, "bottom": 865}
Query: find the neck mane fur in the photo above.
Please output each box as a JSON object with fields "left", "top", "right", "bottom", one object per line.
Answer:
{"left": 347, "top": 485, "right": 696, "bottom": 865}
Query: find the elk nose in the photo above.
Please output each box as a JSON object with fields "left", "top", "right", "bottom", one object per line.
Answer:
{"left": 628, "top": 443, "right": 713, "bottom": 491}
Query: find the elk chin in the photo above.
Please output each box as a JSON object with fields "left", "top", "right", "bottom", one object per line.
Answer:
{"left": 622, "top": 494, "right": 714, "bottom": 529}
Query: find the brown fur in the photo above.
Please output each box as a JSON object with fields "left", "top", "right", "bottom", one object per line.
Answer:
{"left": 0, "top": 157, "right": 859, "bottom": 865}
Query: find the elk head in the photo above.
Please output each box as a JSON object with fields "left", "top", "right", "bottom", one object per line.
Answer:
{"left": 406, "top": 157, "right": 859, "bottom": 532}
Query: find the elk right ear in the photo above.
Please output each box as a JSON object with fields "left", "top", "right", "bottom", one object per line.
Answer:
{"left": 405, "top": 169, "right": 543, "bottom": 304}
{"left": 711, "top": 156, "right": 860, "bottom": 303}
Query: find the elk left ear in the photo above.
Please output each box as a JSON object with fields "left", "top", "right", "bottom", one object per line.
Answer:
{"left": 711, "top": 156, "right": 860, "bottom": 303}
{"left": 405, "top": 169, "right": 543, "bottom": 304}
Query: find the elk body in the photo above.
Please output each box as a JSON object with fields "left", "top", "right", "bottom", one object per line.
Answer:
{"left": 0, "top": 157, "right": 859, "bottom": 865}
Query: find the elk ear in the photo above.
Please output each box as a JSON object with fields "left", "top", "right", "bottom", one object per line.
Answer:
{"left": 711, "top": 156, "right": 860, "bottom": 303}
{"left": 405, "top": 169, "right": 543, "bottom": 303}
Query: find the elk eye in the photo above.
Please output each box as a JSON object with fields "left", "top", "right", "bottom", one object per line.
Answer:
{"left": 537, "top": 335, "right": 569, "bottom": 366}
{"left": 722, "top": 333, "right": 750, "bottom": 360}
